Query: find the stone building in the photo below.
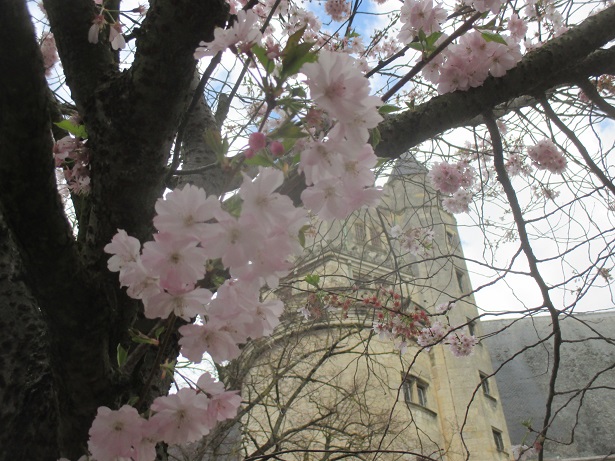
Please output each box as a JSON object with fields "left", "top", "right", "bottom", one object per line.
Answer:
{"left": 239, "top": 156, "right": 513, "bottom": 461}
{"left": 483, "top": 312, "right": 615, "bottom": 460}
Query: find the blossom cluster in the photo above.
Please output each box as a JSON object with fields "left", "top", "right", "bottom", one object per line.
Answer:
{"left": 194, "top": 10, "right": 263, "bottom": 58}
{"left": 87, "top": 373, "right": 241, "bottom": 461}
{"left": 410, "top": 26, "right": 523, "bottom": 94}
{"left": 299, "top": 51, "right": 383, "bottom": 220}
{"left": 527, "top": 139, "right": 567, "bottom": 174}
{"left": 390, "top": 224, "right": 434, "bottom": 256}
{"left": 367, "top": 287, "right": 431, "bottom": 352}
{"left": 428, "top": 160, "right": 475, "bottom": 213}
{"left": 99, "top": 167, "right": 310, "bottom": 460}
{"left": 417, "top": 320, "right": 478, "bottom": 357}
{"left": 53, "top": 136, "right": 91, "bottom": 195}
{"left": 398, "top": 0, "right": 447, "bottom": 44}
{"left": 40, "top": 32, "right": 58, "bottom": 76}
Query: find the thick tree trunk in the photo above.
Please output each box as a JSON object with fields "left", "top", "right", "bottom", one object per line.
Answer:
{"left": 0, "top": 210, "right": 59, "bottom": 461}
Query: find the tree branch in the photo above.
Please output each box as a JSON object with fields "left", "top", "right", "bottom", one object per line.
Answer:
{"left": 375, "top": 4, "right": 615, "bottom": 158}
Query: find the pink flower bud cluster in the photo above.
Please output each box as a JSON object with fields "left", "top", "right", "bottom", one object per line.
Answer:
{"left": 299, "top": 51, "right": 383, "bottom": 220}
{"left": 527, "top": 139, "right": 567, "bottom": 174}
{"left": 428, "top": 161, "right": 475, "bottom": 214}
{"left": 390, "top": 225, "right": 434, "bottom": 256}
{"left": 245, "top": 132, "right": 285, "bottom": 159}
{"left": 100, "top": 167, "right": 313, "bottom": 459}
{"left": 53, "top": 136, "right": 91, "bottom": 195}
{"left": 368, "top": 287, "right": 431, "bottom": 350}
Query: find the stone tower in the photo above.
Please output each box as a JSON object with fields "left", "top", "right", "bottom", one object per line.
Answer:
{"left": 240, "top": 155, "right": 513, "bottom": 461}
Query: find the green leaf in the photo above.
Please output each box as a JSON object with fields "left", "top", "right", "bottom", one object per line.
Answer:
{"left": 270, "top": 121, "right": 307, "bottom": 140}
{"left": 378, "top": 104, "right": 402, "bottom": 115}
{"left": 204, "top": 129, "right": 225, "bottom": 158}
{"left": 153, "top": 326, "right": 165, "bottom": 339}
{"left": 116, "top": 344, "right": 128, "bottom": 367}
{"left": 480, "top": 31, "right": 508, "bottom": 45}
{"left": 425, "top": 31, "right": 443, "bottom": 47}
{"left": 408, "top": 42, "right": 424, "bottom": 52}
{"left": 55, "top": 119, "right": 88, "bottom": 138}
{"left": 305, "top": 274, "right": 320, "bottom": 288}
{"left": 289, "top": 86, "right": 307, "bottom": 98}
{"left": 281, "top": 43, "right": 317, "bottom": 80}
{"left": 369, "top": 127, "right": 381, "bottom": 148}
{"left": 244, "top": 153, "right": 274, "bottom": 167}
{"left": 252, "top": 45, "right": 275, "bottom": 74}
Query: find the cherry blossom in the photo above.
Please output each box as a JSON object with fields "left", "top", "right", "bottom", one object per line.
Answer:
{"left": 446, "top": 331, "right": 478, "bottom": 356}
{"left": 88, "top": 405, "right": 145, "bottom": 461}
{"left": 398, "top": 0, "right": 447, "bottom": 44}
{"left": 527, "top": 139, "right": 567, "bottom": 174}
{"left": 149, "top": 388, "right": 211, "bottom": 444}
{"left": 40, "top": 32, "right": 58, "bottom": 76}
{"left": 194, "top": 9, "right": 262, "bottom": 58}
{"left": 324, "top": 0, "right": 351, "bottom": 21}
{"left": 104, "top": 229, "right": 142, "bottom": 272}
{"left": 301, "top": 50, "right": 375, "bottom": 123}
{"left": 109, "top": 22, "right": 126, "bottom": 50}
{"left": 153, "top": 184, "right": 221, "bottom": 240}
{"left": 442, "top": 189, "right": 473, "bottom": 214}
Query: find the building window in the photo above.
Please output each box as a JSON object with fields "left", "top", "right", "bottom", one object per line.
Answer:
{"left": 403, "top": 375, "right": 429, "bottom": 408}
{"left": 354, "top": 223, "right": 366, "bottom": 242}
{"left": 492, "top": 429, "right": 505, "bottom": 452}
{"left": 446, "top": 230, "right": 455, "bottom": 247}
{"left": 456, "top": 269, "right": 465, "bottom": 291}
{"left": 369, "top": 226, "right": 382, "bottom": 248}
{"left": 479, "top": 372, "right": 491, "bottom": 396}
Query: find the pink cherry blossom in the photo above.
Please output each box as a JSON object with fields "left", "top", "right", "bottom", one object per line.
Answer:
{"left": 442, "top": 189, "right": 473, "bottom": 214}
{"left": 104, "top": 229, "right": 142, "bottom": 272}
{"left": 206, "top": 391, "right": 242, "bottom": 422}
{"left": 446, "top": 330, "right": 478, "bottom": 356}
{"left": 149, "top": 388, "right": 211, "bottom": 444}
{"left": 398, "top": 0, "right": 447, "bottom": 44}
{"left": 109, "top": 22, "right": 126, "bottom": 50}
{"left": 417, "top": 321, "right": 449, "bottom": 348}
{"left": 142, "top": 286, "right": 212, "bottom": 320}
{"left": 40, "top": 32, "right": 58, "bottom": 76}
{"left": 199, "top": 212, "right": 263, "bottom": 269}
{"left": 197, "top": 372, "right": 226, "bottom": 396}
{"left": 508, "top": 14, "right": 528, "bottom": 41}
{"left": 88, "top": 15, "right": 105, "bottom": 44}
{"left": 194, "top": 9, "right": 262, "bottom": 58}
{"left": 141, "top": 233, "right": 209, "bottom": 288}
{"left": 527, "top": 139, "right": 567, "bottom": 174}
{"left": 324, "top": 0, "right": 351, "bottom": 22}
{"left": 179, "top": 321, "right": 242, "bottom": 363}
{"left": 88, "top": 405, "right": 145, "bottom": 461}
{"left": 301, "top": 50, "right": 374, "bottom": 123}
{"left": 153, "top": 184, "right": 221, "bottom": 239}
{"left": 428, "top": 161, "right": 463, "bottom": 194}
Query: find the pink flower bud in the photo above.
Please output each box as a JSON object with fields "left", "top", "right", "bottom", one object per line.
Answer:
{"left": 249, "top": 132, "right": 267, "bottom": 151}
{"left": 269, "top": 141, "right": 284, "bottom": 157}
{"left": 244, "top": 148, "right": 256, "bottom": 159}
